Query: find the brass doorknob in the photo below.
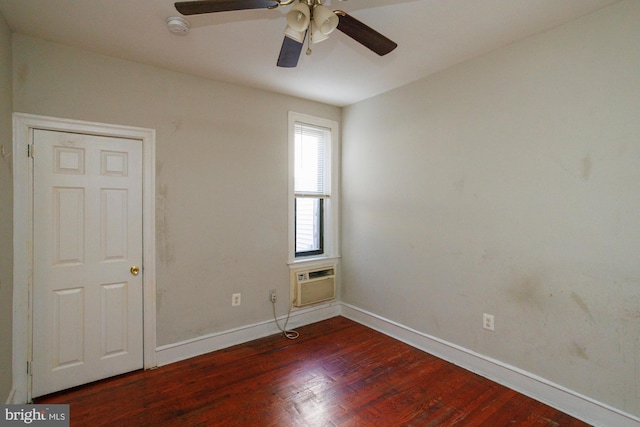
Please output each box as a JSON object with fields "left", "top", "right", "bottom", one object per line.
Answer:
{"left": 130, "top": 266, "right": 140, "bottom": 276}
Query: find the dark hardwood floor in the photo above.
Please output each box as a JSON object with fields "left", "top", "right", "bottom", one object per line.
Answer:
{"left": 36, "top": 316, "right": 590, "bottom": 426}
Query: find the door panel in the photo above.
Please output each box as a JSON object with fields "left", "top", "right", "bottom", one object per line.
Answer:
{"left": 100, "top": 281, "right": 129, "bottom": 357}
{"left": 53, "top": 187, "right": 85, "bottom": 265}
{"left": 101, "top": 189, "right": 128, "bottom": 261}
{"left": 52, "top": 287, "right": 84, "bottom": 369}
{"left": 32, "top": 129, "right": 143, "bottom": 398}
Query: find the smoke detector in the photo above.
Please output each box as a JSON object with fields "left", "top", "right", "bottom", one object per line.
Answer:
{"left": 166, "top": 17, "right": 190, "bottom": 35}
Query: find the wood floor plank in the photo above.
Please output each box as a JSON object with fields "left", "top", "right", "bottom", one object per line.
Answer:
{"left": 35, "top": 316, "right": 591, "bottom": 426}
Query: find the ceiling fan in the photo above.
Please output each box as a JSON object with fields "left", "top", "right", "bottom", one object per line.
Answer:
{"left": 174, "top": 0, "right": 398, "bottom": 68}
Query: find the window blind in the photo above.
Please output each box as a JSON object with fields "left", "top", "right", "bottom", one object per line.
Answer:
{"left": 294, "top": 123, "right": 330, "bottom": 197}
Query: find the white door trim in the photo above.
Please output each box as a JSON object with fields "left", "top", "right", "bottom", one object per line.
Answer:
{"left": 12, "top": 113, "right": 156, "bottom": 403}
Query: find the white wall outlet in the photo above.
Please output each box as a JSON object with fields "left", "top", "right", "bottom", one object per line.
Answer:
{"left": 232, "top": 293, "right": 241, "bottom": 306}
{"left": 269, "top": 289, "right": 277, "bottom": 303}
{"left": 483, "top": 313, "right": 495, "bottom": 331}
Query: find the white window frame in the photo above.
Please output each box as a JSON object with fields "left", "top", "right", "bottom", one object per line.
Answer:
{"left": 288, "top": 112, "right": 340, "bottom": 265}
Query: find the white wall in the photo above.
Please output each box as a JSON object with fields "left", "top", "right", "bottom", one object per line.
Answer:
{"left": 11, "top": 34, "right": 340, "bottom": 347}
{"left": 342, "top": 0, "right": 639, "bottom": 418}
{"left": 0, "top": 12, "right": 13, "bottom": 401}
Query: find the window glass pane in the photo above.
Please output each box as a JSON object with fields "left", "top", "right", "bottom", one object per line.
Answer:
{"left": 295, "top": 123, "right": 327, "bottom": 195}
{"left": 295, "top": 198, "right": 322, "bottom": 255}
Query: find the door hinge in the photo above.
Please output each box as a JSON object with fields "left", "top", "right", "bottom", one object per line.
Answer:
{"left": 27, "top": 144, "right": 34, "bottom": 158}
{"left": 27, "top": 360, "right": 32, "bottom": 376}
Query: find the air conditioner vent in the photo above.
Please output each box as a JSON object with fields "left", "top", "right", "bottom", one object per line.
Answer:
{"left": 291, "top": 265, "right": 336, "bottom": 307}
{"left": 309, "top": 268, "right": 334, "bottom": 279}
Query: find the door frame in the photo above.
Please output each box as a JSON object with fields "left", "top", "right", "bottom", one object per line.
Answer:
{"left": 12, "top": 113, "right": 157, "bottom": 403}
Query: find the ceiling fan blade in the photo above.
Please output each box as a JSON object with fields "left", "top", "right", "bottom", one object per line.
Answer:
{"left": 277, "top": 35, "right": 305, "bottom": 68}
{"left": 336, "top": 12, "right": 397, "bottom": 56}
{"left": 175, "top": 0, "right": 278, "bottom": 15}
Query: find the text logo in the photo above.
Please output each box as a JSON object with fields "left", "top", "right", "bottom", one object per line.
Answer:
{"left": 1, "top": 405, "right": 69, "bottom": 427}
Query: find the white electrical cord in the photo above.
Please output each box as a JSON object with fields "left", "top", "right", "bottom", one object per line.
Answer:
{"left": 272, "top": 298, "right": 299, "bottom": 340}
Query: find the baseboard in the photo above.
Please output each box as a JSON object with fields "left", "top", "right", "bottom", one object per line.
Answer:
{"left": 155, "top": 302, "right": 341, "bottom": 367}
{"left": 4, "top": 388, "right": 17, "bottom": 404}
{"left": 340, "top": 303, "right": 640, "bottom": 427}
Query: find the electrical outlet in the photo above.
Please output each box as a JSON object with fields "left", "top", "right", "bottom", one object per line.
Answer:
{"left": 269, "top": 289, "right": 277, "bottom": 303}
{"left": 483, "top": 313, "right": 495, "bottom": 331}
{"left": 232, "top": 293, "right": 241, "bottom": 306}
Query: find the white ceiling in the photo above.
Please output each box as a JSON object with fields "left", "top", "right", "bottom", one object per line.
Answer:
{"left": 0, "top": 0, "right": 619, "bottom": 106}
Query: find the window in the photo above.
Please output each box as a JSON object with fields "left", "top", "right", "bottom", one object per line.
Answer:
{"left": 289, "top": 112, "right": 339, "bottom": 262}
{"left": 294, "top": 123, "right": 327, "bottom": 256}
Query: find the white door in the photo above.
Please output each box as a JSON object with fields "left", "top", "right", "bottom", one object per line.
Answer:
{"left": 31, "top": 129, "right": 144, "bottom": 397}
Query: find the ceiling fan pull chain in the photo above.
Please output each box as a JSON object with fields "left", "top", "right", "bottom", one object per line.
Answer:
{"left": 306, "top": 22, "right": 313, "bottom": 55}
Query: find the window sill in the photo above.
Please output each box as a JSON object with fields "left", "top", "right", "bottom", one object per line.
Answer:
{"left": 288, "top": 255, "right": 341, "bottom": 269}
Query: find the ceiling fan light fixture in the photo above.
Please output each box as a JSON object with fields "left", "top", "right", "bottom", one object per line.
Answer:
{"left": 284, "top": 25, "right": 306, "bottom": 43}
{"left": 313, "top": 5, "right": 338, "bottom": 35}
{"left": 286, "top": 3, "right": 311, "bottom": 32}
{"left": 310, "top": 23, "right": 330, "bottom": 44}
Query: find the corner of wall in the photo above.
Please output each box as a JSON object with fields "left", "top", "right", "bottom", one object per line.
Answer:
{"left": 0, "top": 9, "right": 15, "bottom": 404}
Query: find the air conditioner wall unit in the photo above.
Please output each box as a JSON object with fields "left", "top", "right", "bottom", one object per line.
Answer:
{"left": 291, "top": 265, "right": 336, "bottom": 307}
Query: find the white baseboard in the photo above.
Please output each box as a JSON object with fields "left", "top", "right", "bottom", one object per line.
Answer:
{"left": 340, "top": 303, "right": 640, "bottom": 427}
{"left": 4, "top": 388, "right": 17, "bottom": 404}
{"left": 155, "top": 302, "right": 341, "bottom": 367}
{"left": 22, "top": 298, "right": 634, "bottom": 427}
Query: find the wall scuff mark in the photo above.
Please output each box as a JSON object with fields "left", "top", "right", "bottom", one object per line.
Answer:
{"left": 571, "top": 292, "right": 595, "bottom": 322}
{"left": 157, "top": 183, "right": 175, "bottom": 266}
{"left": 570, "top": 341, "right": 589, "bottom": 361}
